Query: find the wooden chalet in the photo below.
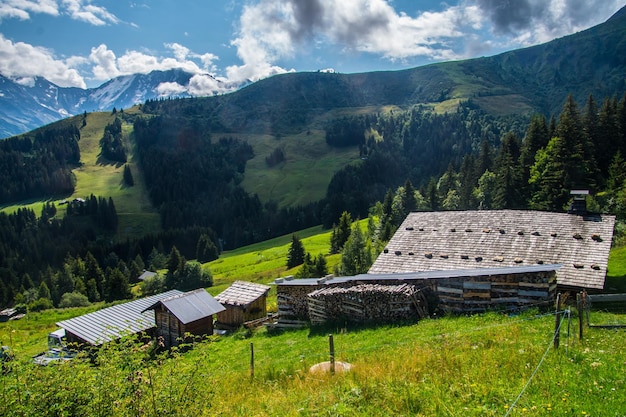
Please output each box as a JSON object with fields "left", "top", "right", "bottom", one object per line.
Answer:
{"left": 273, "top": 207, "right": 615, "bottom": 323}
{"left": 369, "top": 209, "right": 615, "bottom": 290}
{"left": 143, "top": 289, "right": 225, "bottom": 348}
{"left": 275, "top": 264, "right": 560, "bottom": 322}
{"left": 214, "top": 281, "right": 271, "bottom": 329}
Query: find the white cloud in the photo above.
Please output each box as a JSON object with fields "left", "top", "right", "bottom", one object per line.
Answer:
{"left": 0, "top": 34, "right": 86, "bottom": 88}
{"left": 0, "top": 0, "right": 59, "bottom": 20}
{"left": 228, "top": 0, "right": 623, "bottom": 78}
{"left": 227, "top": 0, "right": 486, "bottom": 80}
{"left": 61, "top": 0, "right": 119, "bottom": 26}
{"left": 88, "top": 43, "right": 223, "bottom": 87}
{"left": 475, "top": 0, "right": 624, "bottom": 45}
{"left": 155, "top": 81, "right": 188, "bottom": 97}
{"left": 0, "top": 1, "right": 120, "bottom": 26}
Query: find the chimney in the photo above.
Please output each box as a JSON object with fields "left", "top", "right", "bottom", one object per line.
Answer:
{"left": 568, "top": 190, "right": 589, "bottom": 215}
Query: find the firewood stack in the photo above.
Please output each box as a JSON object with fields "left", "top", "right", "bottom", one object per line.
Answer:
{"left": 307, "top": 283, "right": 429, "bottom": 325}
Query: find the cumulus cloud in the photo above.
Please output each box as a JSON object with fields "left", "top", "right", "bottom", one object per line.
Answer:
{"left": 62, "top": 0, "right": 119, "bottom": 26}
{"left": 226, "top": 0, "right": 486, "bottom": 81}
{"left": 475, "top": 0, "right": 624, "bottom": 44}
{"left": 0, "top": 0, "right": 119, "bottom": 25}
{"left": 0, "top": 34, "right": 86, "bottom": 88}
{"left": 0, "top": 0, "right": 59, "bottom": 21}
{"left": 88, "top": 43, "right": 221, "bottom": 83}
{"left": 228, "top": 0, "right": 623, "bottom": 80}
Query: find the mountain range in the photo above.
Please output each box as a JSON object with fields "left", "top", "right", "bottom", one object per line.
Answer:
{"left": 1, "top": 5, "right": 626, "bottom": 140}
{"left": 0, "top": 69, "right": 201, "bottom": 138}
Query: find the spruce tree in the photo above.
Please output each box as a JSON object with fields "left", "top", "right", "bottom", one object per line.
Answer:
{"left": 330, "top": 212, "right": 352, "bottom": 254}
{"left": 493, "top": 132, "right": 523, "bottom": 209}
{"left": 123, "top": 164, "right": 134, "bottom": 186}
{"left": 287, "top": 234, "right": 306, "bottom": 269}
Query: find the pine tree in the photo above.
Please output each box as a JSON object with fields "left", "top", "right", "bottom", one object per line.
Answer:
{"left": 596, "top": 96, "right": 619, "bottom": 183}
{"left": 123, "top": 164, "right": 134, "bottom": 186}
{"left": 104, "top": 267, "right": 132, "bottom": 302}
{"left": 166, "top": 246, "right": 185, "bottom": 289}
{"left": 401, "top": 179, "right": 417, "bottom": 215}
{"left": 339, "top": 224, "right": 372, "bottom": 276}
{"left": 530, "top": 96, "right": 598, "bottom": 210}
{"left": 493, "top": 132, "right": 524, "bottom": 209}
{"left": 196, "top": 234, "right": 219, "bottom": 263}
{"left": 287, "top": 234, "right": 306, "bottom": 269}
{"left": 520, "top": 114, "right": 550, "bottom": 201}
{"left": 314, "top": 254, "right": 328, "bottom": 277}
{"left": 330, "top": 212, "right": 352, "bottom": 254}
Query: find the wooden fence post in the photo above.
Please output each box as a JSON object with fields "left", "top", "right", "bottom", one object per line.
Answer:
{"left": 329, "top": 334, "right": 335, "bottom": 375}
{"left": 554, "top": 293, "right": 561, "bottom": 349}
{"left": 577, "top": 292, "right": 584, "bottom": 341}
{"left": 250, "top": 342, "right": 254, "bottom": 381}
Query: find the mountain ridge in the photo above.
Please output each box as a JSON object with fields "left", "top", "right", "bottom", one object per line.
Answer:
{"left": 1, "top": 5, "right": 626, "bottom": 138}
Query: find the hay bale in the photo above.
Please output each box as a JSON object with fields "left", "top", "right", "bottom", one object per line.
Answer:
{"left": 309, "top": 361, "right": 352, "bottom": 374}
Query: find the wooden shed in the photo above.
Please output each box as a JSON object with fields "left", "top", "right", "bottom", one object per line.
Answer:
{"left": 214, "top": 281, "right": 271, "bottom": 329}
{"left": 144, "top": 289, "right": 225, "bottom": 348}
{"left": 57, "top": 290, "right": 182, "bottom": 346}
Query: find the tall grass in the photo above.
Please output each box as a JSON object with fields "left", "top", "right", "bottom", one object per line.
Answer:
{"left": 2, "top": 310, "right": 625, "bottom": 416}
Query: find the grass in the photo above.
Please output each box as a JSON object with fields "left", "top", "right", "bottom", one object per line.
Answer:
{"left": 237, "top": 130, "right": 360, "bottom": 207}
{"left": 1, "top": 221, "right": 625, "bottom": 416}
{"left": 207, "top": 224, "right": 342, "bottom": 297}
{"left": 2, "top": 309, "right": 626, "bottom": 416}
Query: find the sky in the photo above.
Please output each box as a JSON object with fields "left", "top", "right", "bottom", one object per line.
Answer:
{"left": 0, "top": 0, "right": 623, "bottom": 95}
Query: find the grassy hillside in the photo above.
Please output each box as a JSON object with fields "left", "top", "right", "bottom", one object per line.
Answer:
{"left": 0, "top": 108, "right": 161, "bottom": 239}
{"left": 2, "top": 221, "right": 625, "bottom": 415}
{"left": 206, "top": 225, "right": 342, "bottom": 313}
{"left": 2, "top": 302, "right": 625, "bottom": 416}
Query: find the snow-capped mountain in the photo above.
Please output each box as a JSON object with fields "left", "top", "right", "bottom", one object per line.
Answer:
{"left": 0, "top": 69, "right": 215, "bottom": 138}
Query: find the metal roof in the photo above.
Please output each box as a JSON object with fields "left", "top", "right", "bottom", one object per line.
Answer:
{"left": 56, "top": 290, "right": 182, "bottom": 345}
{"left": 368, "top": 210, "right": 615, "bottom": 289}
{"left": 274, "top": 264, "right": 562, "bottom": 286}
{"left": 145, "top": 289, "right": 225, "bottom": 324}
{"left": 214, "top": 281, "right": 271, "bottom": 307}
{"left": 138, "top": 270, "right": 157, "bottom": 281}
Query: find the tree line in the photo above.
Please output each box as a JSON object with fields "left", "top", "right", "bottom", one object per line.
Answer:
{"left": 0, "top": 125, "right": 79, "bottom": 203}
{"left": 2, "top": 91, "right": 625, "bottom": 309}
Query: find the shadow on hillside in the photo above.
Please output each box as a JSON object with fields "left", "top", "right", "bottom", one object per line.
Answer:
{"left": 96, "top": 153, "right": 125, "bottom": 168}
{"left": 305, "top": 318, "right": 422, "bottom": 338}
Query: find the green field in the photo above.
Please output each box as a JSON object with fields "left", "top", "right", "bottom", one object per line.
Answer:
{"left": 2, "top": 220, "right": 626, "bottom": 416}
{"left": 2, "top": 306, "right": 625, "bottom": 416}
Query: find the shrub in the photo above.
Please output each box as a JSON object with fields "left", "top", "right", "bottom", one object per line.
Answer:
{"left": 59, "top": 291, "right": 91, "bottom": 308}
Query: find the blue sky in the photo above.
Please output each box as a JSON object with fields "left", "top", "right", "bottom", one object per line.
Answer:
{"left": 0, "top": 0, "right": 623, "bottom": 95}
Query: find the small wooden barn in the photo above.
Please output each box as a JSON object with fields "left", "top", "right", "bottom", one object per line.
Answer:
{"left": 214, "top": 281, "right": 271, "bottom": 329}
{"left": 144, "top": 289, "right": 225, "bottom": 348}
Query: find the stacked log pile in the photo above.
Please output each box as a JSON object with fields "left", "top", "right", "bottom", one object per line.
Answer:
{"left": 307, "top": 284, "right": 429, "bottom": 325}
{"left": 435, "top": 270, "right": 556, "bottom": 313}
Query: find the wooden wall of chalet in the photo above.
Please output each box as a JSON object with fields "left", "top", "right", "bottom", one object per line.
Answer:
{"left": 216, "top": 296, "right": 267, "bottom": 328}
{"left": 276, "top": 270, "right": 557, "bottom": 321}
{"left": 154, "top": 306, "right": 214, "bottom": 347}
{"left": 433, "top": 270, "right": 557, "bottom": 313}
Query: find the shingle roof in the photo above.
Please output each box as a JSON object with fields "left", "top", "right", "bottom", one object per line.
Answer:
{"left": 368, "top": 210, "right": 615, "bottom": 289}
{"left": 214, "top": 281, "right": 271, "bottom": 307}
{"left": 56, "top": 290, "right": 182, "bottom": 345}
{"left": 145, "top": 289, "right": 225, "bottom": 324}
{"left": 274, "top": 264, "right": 562, "bottom": 286}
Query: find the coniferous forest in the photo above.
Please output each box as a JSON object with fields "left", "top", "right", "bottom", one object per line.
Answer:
{"left": 0, "top": 91, "right": 625, "bottom": 310}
